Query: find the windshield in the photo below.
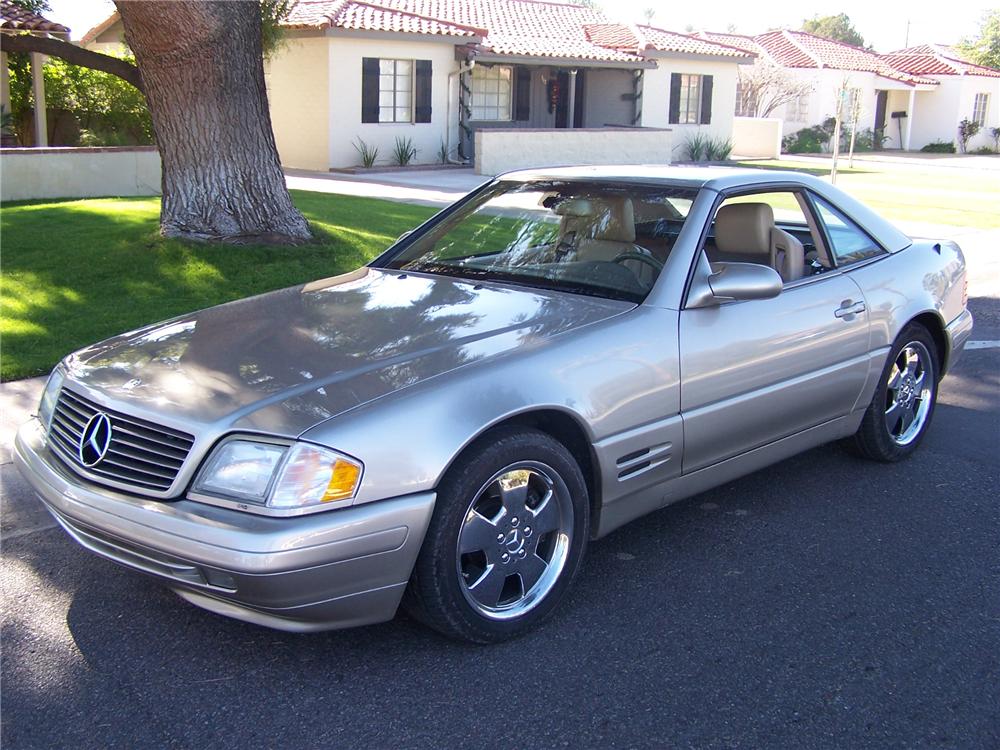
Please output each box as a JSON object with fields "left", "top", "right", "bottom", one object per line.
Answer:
{"left": 380, "top": 180, "right": 697, "bottom": 303}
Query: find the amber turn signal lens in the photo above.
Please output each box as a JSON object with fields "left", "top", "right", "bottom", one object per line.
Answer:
{"left": 322, "top": 459, "right": 363, "bottom": 502}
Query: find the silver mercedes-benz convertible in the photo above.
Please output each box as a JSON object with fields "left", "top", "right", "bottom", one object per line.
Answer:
{"left": 15, "top": 166, "right": 973, "bottom": 643}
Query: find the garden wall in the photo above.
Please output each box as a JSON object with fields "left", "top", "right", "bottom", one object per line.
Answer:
{"left": 474, "top": 127, "right": 673, "bottom": 176}
{"left": 0, "top": 146, "right": 161, "bottom": 201}
{"left": 732, "top": 117, "right": 783, "bottom": 159}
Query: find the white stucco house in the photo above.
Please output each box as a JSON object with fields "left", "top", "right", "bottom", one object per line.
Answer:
{"left": 82, "top": 0, "right": 755, "bottom": 172}
{"left": 697, "top": 30, "right": 1000, "bottom": 152}
{"left": 697, "top": 30, "right": 939, "bottom": 150}
{"left": 881, "top": 45, "right": 1000, "bottom": 152}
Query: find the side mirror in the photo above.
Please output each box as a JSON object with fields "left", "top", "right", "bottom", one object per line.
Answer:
{"left": 688, "top": 261, "right": 783, "bottom": 308}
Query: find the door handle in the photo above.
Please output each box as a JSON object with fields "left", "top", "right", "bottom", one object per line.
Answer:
{"left": 834, "top": 301, "right": 866, "bottom": 319}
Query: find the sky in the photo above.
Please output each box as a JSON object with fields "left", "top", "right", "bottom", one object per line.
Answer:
{"left": 48, "top": 0, "right": 993, "bottom": 52}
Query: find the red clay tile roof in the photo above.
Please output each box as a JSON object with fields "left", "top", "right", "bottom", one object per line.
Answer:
{"left": 287, "top": 0, "right": 483, "bottom": 37}
{"left": 286, "top": 0, "right": 749, "bottom": 62}
{"left": 699, "top": 28, "right": 938, "bottom": 86}
{"left": 0, "top": 0, "right": 69, "bottom": 34}
{"left": 882, "top": 44, "right": 1000, "bottom": 78}
{"left": 582, "top": 22, "right": 639, "bottom": 51}
{"left": 694, "top": 32, "right": 765, "bottom": 57}
{"left": 638, "top": 25, "right": 753, "bottom": 58}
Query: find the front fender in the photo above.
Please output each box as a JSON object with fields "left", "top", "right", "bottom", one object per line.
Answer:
{"left": 299, "top": 306, "right": 681, "bottom": 507}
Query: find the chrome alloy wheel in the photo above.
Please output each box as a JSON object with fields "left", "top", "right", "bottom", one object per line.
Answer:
{"left": 456, "top": 462, "right": 574, "bottom": 620}
{"left": 884, "top": 340, "right": 934, "bottom": 446}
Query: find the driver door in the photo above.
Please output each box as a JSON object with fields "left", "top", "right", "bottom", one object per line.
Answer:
{"left": 679, "top": 190, "right": 871, "bottom": 473}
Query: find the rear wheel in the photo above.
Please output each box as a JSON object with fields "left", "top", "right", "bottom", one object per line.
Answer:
{"left": 405, "top": 427, "right": 589, "bottom": 643}
{"left": 851, "top": 324, "right": 938, "bottom": 462}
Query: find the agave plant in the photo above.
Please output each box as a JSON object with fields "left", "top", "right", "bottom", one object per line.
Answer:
{"left": 392, "top": 136, "right": 418, "bottom": 167}
{"left": 352, "top": 137, "right": 379, "bottom": 168}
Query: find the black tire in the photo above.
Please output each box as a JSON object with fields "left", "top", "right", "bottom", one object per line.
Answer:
{"left": 851, "top": 323, "right": 939, "bottom": 462}
{"left": 404, "top": 427, "right": 589, "bottom": 643}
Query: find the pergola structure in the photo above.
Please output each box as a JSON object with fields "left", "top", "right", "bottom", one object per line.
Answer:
{"left": 0, "top": 0, "right": 71, "bottom": 147}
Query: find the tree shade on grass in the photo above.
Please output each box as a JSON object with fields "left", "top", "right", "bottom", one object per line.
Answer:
{"left": 1, "top": 191, "right": 436, "bottom": 381}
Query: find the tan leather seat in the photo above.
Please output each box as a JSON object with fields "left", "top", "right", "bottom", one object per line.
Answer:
{"left": 554, "top": 198, "right": 657, "bottom": 286}
{"left": 713, "top": 203, "right": 804, "bottom": 282}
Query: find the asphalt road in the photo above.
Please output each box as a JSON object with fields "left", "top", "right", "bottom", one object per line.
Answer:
{"left": 2, "top": 299, "right": 998, "bottom": 750}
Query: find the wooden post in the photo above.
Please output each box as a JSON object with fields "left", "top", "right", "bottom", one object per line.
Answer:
{"left": 30, "top": 52, "right": 47, "bottom": 147}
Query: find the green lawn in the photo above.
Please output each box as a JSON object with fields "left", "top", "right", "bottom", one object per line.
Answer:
{"left": 1, "top": 191, "right": 436, "bottom": 381}
{"left": 736, "top": 159, "right": 1000, "bottom": 229}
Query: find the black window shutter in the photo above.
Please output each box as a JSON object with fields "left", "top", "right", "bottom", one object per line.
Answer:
{"left": 415, "top": 60, "right": 432, "bottom": 123}
{"left": 514, "top": 67, "right": 531, "bottom": 121}
{"left": 700, "top": 75, "right": 713, "bottom": 125}
{"left": 362, "top": 57, "right": 380, "bottom": 123}
{"left": 668, "top": 72, "right": 681, "bottom": 124}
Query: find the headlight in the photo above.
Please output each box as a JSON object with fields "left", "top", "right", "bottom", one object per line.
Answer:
{"left": 38, "top": 365, "right": 67, "bottom": 430}
{"left": 193, "top": 439, "right": 363, "bottom": 513}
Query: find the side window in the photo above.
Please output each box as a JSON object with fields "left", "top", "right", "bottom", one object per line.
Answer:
{"left": 811, "top": 195, "right": 884, "bottom": 265}
{"left": 704, "top": 191, "right": 820, "bottom": 284}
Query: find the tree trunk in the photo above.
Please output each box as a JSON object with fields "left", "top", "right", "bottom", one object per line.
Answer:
{"left": 114, "top": 1, "right": 311, "bottom": 244}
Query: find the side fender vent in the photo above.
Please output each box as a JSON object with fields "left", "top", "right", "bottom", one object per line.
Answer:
{"left": 616, "top": 442, "right": 672, "bottom": 481}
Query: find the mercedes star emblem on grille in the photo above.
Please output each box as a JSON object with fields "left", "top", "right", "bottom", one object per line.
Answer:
{"left": 79, "top": 412, "right": 113, "bottom": 467}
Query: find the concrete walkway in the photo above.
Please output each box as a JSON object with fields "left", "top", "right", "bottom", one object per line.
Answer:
{"left": 285, "top": 167, "right": 487, "bottom": 207}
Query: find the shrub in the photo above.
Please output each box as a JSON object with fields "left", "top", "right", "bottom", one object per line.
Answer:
{"left": 991, "top": 127, "right": 1000, "bottom": 152}
{"left": 957, "top": 118, "right": 981, "bottom": 153}
{"left": 437, "top": 140, "right": 449, "bottom": 164}
{"left": 705, "top": 136, "right": 733, "bottom": 161}
{"left": 7, "top": 52, "right": 152, "bottom": 146}
{"left": 920, "top": 140, "right": 956, "bottom": 153}
{"left": 352, "top": 137, "right": 379, "bottom": 168}
{"left": 971, "top": 146, "right": 998, "bottom": 155}
{"left": 846, "top": 127, "right": 887, "bottom": 152}
{"left": 392, "top": 136, "right": 418, "bottom": 166}
{"left": 783, "top": 124, "right": 832, "bottom": 153}
{"left": 681, "top": 133, "right": 732, "bottom": 162}
{"left": 682, "top": 132, "right": 709, "bottom": 161}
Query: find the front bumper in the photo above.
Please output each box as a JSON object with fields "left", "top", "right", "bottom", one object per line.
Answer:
{"left": 944, "top": 308, "right": 974, "bottom": 375}
{"left": 14, "top": 418, "right": 435, "bottom": 632}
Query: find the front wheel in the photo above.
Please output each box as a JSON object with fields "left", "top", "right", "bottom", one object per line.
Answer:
{"left": 405, "top": 427, "right": 589, "bottom": 643}
{"left": 851, "top": 324, "right": 939, "bottom": 462}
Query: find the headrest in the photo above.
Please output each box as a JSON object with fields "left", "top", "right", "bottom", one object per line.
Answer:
{"left": 554, "top": 197, "right": 635, "bottom": 244}
{"left": 715, "top": 203, "right": 773, "bottom": 257}
{"left": 552, "top": 198, "right": 594, "bottom": 217}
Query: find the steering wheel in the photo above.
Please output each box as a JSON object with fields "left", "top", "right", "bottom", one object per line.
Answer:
{"left": 612, "top": 251, "right": 664, "bottom": 272}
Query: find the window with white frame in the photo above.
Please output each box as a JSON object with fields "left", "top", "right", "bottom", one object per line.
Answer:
{"left": 734, "top": 79, "right": 753, "bottom": 117}
{"left": 379, "top": 59, "right": 412, "bottom": 123}
{"left": 678, "top": 74, "right": 703, "bottom": 124}
{"left": 470, "top": 65, "right": 512, "bottom": 121}
{"left": 973, "top": 92, "right": 990, "bottom": 127}
{"left": 787, "top": 93, "right": 809, "bottom": 122}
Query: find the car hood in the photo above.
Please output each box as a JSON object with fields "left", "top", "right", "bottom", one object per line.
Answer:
{"left": 64, "top": 268, "right": 631, "bottom": 436}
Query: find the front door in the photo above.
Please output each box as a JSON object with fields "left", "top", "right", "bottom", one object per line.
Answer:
{"left": 873, "top": 91, "right": 888, "bottom": 150}
{"left": 679, "top": 276, "right": 871, "bottom": 472}
{"left": 678, "top": 189, "right": 872, "bottom": 473}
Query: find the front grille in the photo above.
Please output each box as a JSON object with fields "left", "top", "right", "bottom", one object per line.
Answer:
{"left": 48, "top": 388, "right": 195, "bottom": 493}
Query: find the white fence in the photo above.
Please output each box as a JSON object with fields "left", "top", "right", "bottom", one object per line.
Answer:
{"left": 732, "top": 117, "right": 783, "bottom": 159}
{"left": 0, "top": 146, "right": 161, "bottom": 201}
{"left": 474, "top": 127, "right": 673, "bottom": 176}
